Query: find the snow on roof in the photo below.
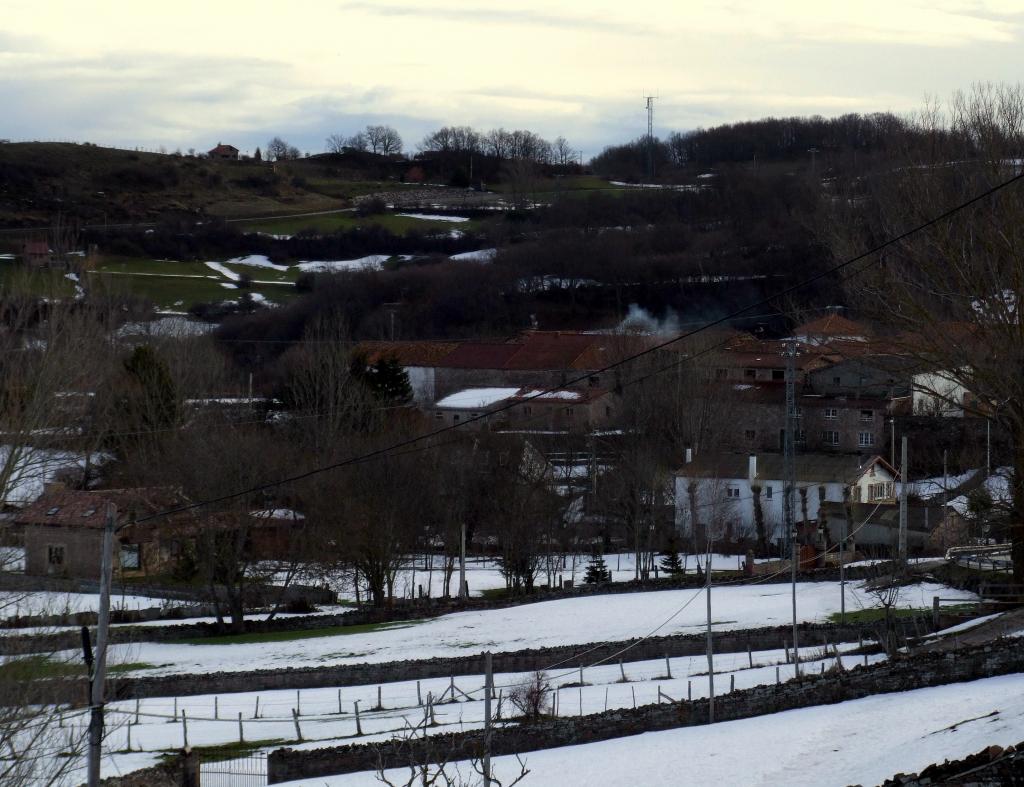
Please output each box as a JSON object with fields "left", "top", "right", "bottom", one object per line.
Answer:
{"left": 516, "top": 389, "right": 583, "bottom": 401}
{"left": 449, "top": 248, "right": 496, "bottom": 263}
{"left": 435, "top": 388, "right": 521, "bottom": 409}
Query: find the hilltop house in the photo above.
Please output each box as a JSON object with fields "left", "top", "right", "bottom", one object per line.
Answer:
{"left": 208, "top": 143, "right": 239, "bottom": 161}
{"left": 673, "top": 451, "right": 898, "bottom": 545}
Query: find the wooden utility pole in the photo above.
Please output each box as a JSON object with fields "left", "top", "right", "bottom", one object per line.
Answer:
{"left": 483, "top": 651, "right": 493, "bottom": 786}
{"left": 899, "top": 437, "right": 908, "bottom": 563}
{"left": 459, "top": 521, "right": 468, "bottom": 600}
{"left": 705, "top": 547, "right": 714, "bottom": 723}
{"left": 86, "top": 504, "right": 116, "bottom": 787}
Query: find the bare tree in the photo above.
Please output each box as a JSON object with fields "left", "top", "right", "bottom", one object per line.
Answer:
{"left": 266, "top": 136, "right": 297, "bottom": 161}
{"left": 552, "top": 136, "right": 575, "bottom": 167}
{"left": 366, "top": 125, "right": 403, "bottom": 156}
{"left": 508, "top": 671, "right": 552, "bottom": 721}
{"left": 827, "top": 83, "right": 1024, "bottom": 579}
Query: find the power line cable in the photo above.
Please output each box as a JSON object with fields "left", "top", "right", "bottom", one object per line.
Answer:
{"left": 128, "top": 168, "right": 1024, "bottom": 529}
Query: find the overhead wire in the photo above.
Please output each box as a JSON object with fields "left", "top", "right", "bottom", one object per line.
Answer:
{"left": 127, "top": 166, "right": 1024, "bottom": 529}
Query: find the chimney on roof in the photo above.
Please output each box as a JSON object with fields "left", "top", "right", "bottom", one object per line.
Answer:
{"left": 748, "top": 454, "right": 757, "bottom": 480}
{"left": 685, "top": 447, "right": 693, "bottom": 464}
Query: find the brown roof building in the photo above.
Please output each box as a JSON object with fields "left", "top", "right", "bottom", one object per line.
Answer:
{"left": 15, "top": 486, "right": 195, "bottom": 579}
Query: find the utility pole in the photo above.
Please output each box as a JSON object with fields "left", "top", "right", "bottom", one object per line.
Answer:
{"left": 459, "top": 521, "right": 468, "bottom": 600}
{"left": 898, "top": 436, "right": 908, "bottom": 564}
{"left": 783, "top": 341, "right": 799, "bottom": 676}
{"left": 483, "top": 651, "right": 493, "bottom": 786}
{"left": 987, "top": 419, "right": 992, "bottom": 478}
{"left": 839, "top": 490, "right": 847, "bottom": 624}
{"left": 86, "top": 503, "right": 116, "bottom": 787}
{"left": 705, "top": 544, "right": 714, "bottom": 723}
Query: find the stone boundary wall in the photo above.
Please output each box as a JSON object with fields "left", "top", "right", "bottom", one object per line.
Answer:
{"left": 879, "top": 740, "right": 1024, "bottom": 786}
{"left": 266, "top": 639, "right": 1024, "bottom": 783}
{"left": 92, "top": 619, "right": 924, "bottom": 702}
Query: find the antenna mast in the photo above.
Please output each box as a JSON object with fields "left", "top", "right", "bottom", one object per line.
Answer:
{"left": 644, "top": 94, "right": 657, "bottom": 181}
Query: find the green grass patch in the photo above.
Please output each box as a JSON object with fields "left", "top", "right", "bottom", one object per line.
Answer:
{"left": 171, "top": 619, "right": 421, "bottom": 646}
{"left": 0, "top": 263, "right": 78, "bottom": 297}
{"left": 0, "top": 656, "right": 156, "bottom": 679}
{"left": 158, "top": 739, "right": 285, "bottom": 763}
{"left": 827, "top": 603, "right": 975, "bottom": 624}
{"left": 88, "top": 255, "right": 298, "bottom": 309}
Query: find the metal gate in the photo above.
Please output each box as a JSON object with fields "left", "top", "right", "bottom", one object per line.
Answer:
{"left": 200, "top": 753, "right": 268, "bottom": 787}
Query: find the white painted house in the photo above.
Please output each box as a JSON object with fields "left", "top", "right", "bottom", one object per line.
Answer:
{"left": 673, "top": 451, "right": 898, "bottom": 544}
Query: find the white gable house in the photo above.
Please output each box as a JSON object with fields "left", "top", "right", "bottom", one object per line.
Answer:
{"left": 673, "top": 452, "right": 898, "bottom": 545}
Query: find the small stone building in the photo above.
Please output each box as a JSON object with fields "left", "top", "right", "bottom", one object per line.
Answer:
{"left": 15, "top": 486, "right": 195, "bottom": 579}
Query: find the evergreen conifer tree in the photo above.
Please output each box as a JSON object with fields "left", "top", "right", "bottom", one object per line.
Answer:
{"left": 659, "top": 535, "right": 684, "bottom": 575}
{"left": 584, "top": 549, "right": 612, "bottom": 584}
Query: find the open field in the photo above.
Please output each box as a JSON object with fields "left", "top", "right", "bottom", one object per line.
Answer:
{"left": 238, "top": 209, "right": 483, "bottom": 236}
{"left": 97, "top": 580, "right": 974, "bottom": 677}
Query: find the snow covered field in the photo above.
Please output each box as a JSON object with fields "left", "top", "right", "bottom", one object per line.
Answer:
{"left": 101, "top": 580, "right": 973, "bottom": 677}
{"left": 0, "top": 589, "right": 174, "bottom": 621}
{"left": 299, "top": 673, "right": 1024, "bottom": 787}
{"left": 66, "top": 643, "right": 880, "bottom": 781}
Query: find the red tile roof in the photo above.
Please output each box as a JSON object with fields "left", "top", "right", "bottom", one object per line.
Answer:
{"left": 355, "top": 340, "right": 460, "bottom": 367}
{"left": 440, "top": 342, "right": 523, "bottom": 369}
{"left": 14, "top": 488, "right": 189, "bottom": 529}
{"left": 792, "top": 314, "right": 869, "bottom": 338}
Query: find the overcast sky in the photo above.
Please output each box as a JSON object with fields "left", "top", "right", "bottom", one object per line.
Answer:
{"left": 2, "top": 1, "right": 1022, "bottom": 158}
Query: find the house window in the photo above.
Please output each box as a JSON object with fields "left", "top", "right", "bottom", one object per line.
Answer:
{"left": 833, "top": 376, "right": 841, "bottom": 385}
{"left": 858, "top": 431, "right": 874, "bottom": 447}
{"left": 796, "top": 429, "right": 807, "bottom": 444}
{"left": 47, "top": 544, "right": 65, "bottom": 566}
{"left": 523, "top": 406, "right": 532, "bottom": 416}
{"left": 824, "top": 408, "right": 838, "bottom": 420}
{"left": 120, "top": 544, "right": 141, "bottom": 570}
{"left": 744, "top": 429, "right": 756, "bottom": 440}
{"left": 565, "top": 408, "right": 574, "bottom": 417}
{"left": 435, "top": 412, "right": 444, "bottom": 420}
{"left": 765, "top": 486, "right": 773, "bottom": 499}
{"left": 605, "top": 406, "right": 612, "bottom": 417}
{"left": 822, "top": 430, "right": 840, "bottom": 446}
{"left": 589, "top": 376, "right": 599, "bottom": 387}
{"left": 470, "top": 413, "right": 480, "bottom": 419}
{"left": 868, "top": 483, "right": 890, "bottom": 501}
{"left": 860, "top": 409, "right": 874, "bottom": 422}
{"left": 715, "top": 368, "right": 728, "bottom": 379}
{"left": 772, "top": 369, "right": 785, "bottom": 381}
{"left": 726, "top": 486, "right": 741, "bottom": 498}
{"left": 744, "top": 369, "right": 756, "bottom": 379}
{"left": 453, "top": 414, "right": 460, "bottom": 422}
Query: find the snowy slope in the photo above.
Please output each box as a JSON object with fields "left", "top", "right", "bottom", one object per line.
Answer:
{"left": 296, "top": 673, "right": 1024, "bottom": 787}
{"left": 104, "top": 580, "right": 974, "bottom": 677}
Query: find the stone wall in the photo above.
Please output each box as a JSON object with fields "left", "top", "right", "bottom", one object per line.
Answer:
{"left": 97, "top": 619, "right": 913, "bottom": 702}
{"left": 267, "top": 639, "right": 1024, "bottom": 783}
